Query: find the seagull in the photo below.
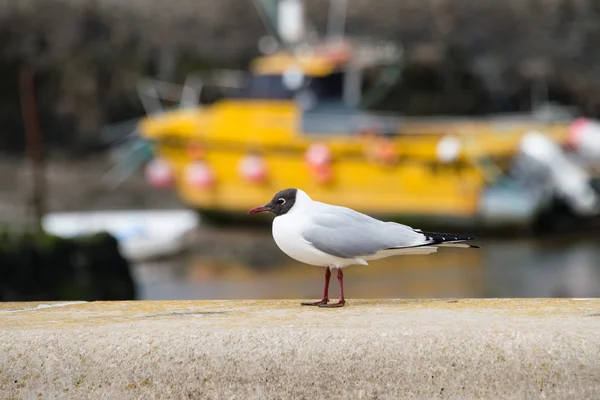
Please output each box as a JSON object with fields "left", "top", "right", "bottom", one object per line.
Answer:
{"left": 249, "top": 188, "right": 479, "bottom": 308}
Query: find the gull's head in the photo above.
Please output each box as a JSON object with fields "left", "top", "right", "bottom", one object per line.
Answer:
{"left": 248, "top": 188, "right": 311, "bottom": 217}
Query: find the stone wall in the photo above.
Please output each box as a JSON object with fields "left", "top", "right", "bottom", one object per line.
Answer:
{"left": 1, "top": 299, "right": 599, "bottom": 399}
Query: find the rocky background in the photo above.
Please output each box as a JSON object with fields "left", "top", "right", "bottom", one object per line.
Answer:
{"left": 0, "top": 231, "right": 136, "bottom": 301}
{"left": 1, "top": 0, "right": 600, "bottom": 153}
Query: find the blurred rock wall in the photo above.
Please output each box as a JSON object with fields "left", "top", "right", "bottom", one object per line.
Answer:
{"left": 2, "top": 0, "right": 600, "bottom": 152}
{"left": 0, "top": 232, "right": 136, "bottom": 301}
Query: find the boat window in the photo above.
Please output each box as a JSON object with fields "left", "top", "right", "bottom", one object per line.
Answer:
{"left": 305, "top": 72, "right": 344, "bottom": 102}
{"left": 230, "top": 72, "right": 346, "bottom": 103}
{"left": 232, "top": 75, "right": 295, "bottom": 100}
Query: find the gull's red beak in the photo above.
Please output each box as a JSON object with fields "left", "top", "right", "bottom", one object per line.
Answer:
{"left": 248, "top": 205, "right": 271, "bottom": 214}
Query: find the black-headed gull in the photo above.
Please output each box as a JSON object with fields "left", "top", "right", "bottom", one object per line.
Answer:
{"left": 249, "top": 188, "right": 479, "bottom": 308}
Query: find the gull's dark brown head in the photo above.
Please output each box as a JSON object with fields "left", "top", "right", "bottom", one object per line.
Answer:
{"left": 248, "top": 188, "right": 298, "bottom": 217}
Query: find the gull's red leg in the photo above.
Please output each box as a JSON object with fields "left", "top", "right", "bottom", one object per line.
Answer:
{"left": 319, "top": 268, "right": 346, "bottom": 308}
{"left": 301, "top": 267, "right": 331, "bottom": 306}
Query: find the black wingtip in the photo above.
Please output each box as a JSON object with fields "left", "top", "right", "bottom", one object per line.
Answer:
{"left": 420, "top": 231, "right": 478, "bottom": 243}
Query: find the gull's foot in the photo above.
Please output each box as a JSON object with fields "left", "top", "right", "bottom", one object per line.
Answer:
{"left": 301, "top": 299, "right": 329, "bottom": 306}
{"left": 318, "top": 300, "right": 346, "bottom": 308}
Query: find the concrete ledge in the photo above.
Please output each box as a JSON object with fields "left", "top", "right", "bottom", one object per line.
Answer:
{"left": 1, "top": 299, "right": 599, "bottom": 399}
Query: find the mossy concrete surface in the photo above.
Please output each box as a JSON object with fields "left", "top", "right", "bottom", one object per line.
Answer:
{"left": 1, "top": 299, "right": 599, "bottom": 399}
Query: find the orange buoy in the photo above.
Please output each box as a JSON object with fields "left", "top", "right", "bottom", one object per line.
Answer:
{"left": 363, "top": 135, "right": 398, "bottom": 166}
{"left": 186, "top": 143, "right": 206, "bottom": 160}
{"left": 311, "top": 164, "right": 333, "bottom": 184}
{"left": 372, "top": 137, "right": 398, "bottom": 166}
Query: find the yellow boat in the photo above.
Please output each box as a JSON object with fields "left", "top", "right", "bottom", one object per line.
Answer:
{"left": 134, "top": 1, "right": 591, "bottom": 231}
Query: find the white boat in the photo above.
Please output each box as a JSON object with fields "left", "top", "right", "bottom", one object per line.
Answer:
{"left": 42, "top": 210, "right": 199, "bottom": 262}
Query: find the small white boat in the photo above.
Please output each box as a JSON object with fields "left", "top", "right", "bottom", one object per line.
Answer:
{"left": 42, "top": 210, "right": 199, "bottom": 262}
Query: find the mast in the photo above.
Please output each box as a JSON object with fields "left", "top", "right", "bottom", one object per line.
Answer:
{"left": 327, "top": 0, "right": 347, "bottom": 41}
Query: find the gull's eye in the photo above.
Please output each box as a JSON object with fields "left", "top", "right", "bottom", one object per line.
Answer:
{"left": 277, "top": 198, "right": 286, "bottom": 205}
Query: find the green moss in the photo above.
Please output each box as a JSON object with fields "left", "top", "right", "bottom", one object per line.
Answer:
{"left": 0, "top": 229, "right": 136, "bottom": 301}
{"left": 0, "top": 230, "right": 115, "bottom": 251}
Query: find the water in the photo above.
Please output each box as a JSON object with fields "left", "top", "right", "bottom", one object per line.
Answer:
{"left": 132, "top": 229, "right": 600, "bottom": 301}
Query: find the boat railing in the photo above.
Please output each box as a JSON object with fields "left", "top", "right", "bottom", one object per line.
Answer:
{"left": 136, "top": 71, "right": 247, "bottom": 115}
{"left": 300, "top": 106, "right": 401, "bottom": 135}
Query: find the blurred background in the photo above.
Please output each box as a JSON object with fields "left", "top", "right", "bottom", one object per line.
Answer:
{"left": 2, "top": 0, "right": 600, "bottom": 302}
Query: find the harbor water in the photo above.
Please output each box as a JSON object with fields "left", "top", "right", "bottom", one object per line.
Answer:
{"left": 133, "top": 229, "right": 600, "bottom": 301}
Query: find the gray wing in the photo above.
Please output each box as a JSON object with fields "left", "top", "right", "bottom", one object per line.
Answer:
{"left": 302, "top": 205, "right": 430, "bottom": 259}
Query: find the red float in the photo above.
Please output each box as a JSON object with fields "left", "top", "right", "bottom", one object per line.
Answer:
{"left": 145, "top": 158, "right": 174, "bottom": 189}
{"left": 566, "top": 118, "right": 600, "bottom": 159}
{"left": 185, "top": 161, "right": 215, "bottom": 189}
{"left": 305, "top": 143, "right": 333, "bottom": 183}
{"left": 238, "top": 154, "right": 268, "bottom": 183}
{"left": 305, "top": 143, "right": 332, "bottom": 167}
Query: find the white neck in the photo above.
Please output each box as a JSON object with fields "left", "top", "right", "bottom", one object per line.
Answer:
{"left": 289, "top": 189, "right": 312, "bottom": 214}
